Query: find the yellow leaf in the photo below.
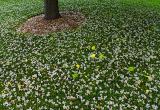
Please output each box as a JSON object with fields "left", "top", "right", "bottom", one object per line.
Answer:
{"left": 91, "top": 45, "right": 96, "bottom": 50}
{"left": 90, "top": 53, "right": 96, "bottom": 59}
{"left": 76, "top": 64, "right": 80, "bottom": 69}
{"left": 72, "top": 73, "right": 79, "bottom": 79}
{"left": 128, "top": 67, "right": 135, "bottom": 72}
{"left": 99, "top": 53, "right": 105, "bottom": 59}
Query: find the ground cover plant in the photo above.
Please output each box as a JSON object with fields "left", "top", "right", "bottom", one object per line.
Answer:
{"left": 0, "top": 0, "right": 160, "bottom": 109}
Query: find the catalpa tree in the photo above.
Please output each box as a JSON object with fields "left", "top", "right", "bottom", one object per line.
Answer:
{"left": 44, "top": 0, "right": 61, "bottom": 20}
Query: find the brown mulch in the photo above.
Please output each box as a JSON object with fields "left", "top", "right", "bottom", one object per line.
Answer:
{"left": 18, "top": 11, "right": 85, "bottom": 35}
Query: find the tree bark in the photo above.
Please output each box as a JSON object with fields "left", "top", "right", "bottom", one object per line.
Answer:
{"left": 44, "top": 0, "right": 61, "bottom": 20}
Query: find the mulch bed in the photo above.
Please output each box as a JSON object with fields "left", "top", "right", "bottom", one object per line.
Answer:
{"left": 18, "top": 11, "right": 85, "bottom": 35}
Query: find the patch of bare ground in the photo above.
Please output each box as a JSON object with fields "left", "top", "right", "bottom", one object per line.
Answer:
{"left": 18, "top": 11, "right": 85, "bottom": 35}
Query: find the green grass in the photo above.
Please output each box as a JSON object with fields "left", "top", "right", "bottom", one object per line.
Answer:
{"left": 119, "top": 0, "right": 160, "bottom": 7}
{"left": 0, "top": 0, "right": 160, "bottom": 109}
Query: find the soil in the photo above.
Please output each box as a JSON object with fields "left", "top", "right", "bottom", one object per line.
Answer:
{"left": 18, "top": 11, "right": 85, "bottom": 35}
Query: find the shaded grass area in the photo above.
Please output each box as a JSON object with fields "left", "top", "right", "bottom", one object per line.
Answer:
{"left": 0, "top": 0, "right": 160, "bottom": 109}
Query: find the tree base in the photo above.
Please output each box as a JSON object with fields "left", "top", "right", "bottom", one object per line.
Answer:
{"left": 18, "top": 11, "right": 85, "bottom": 35}
{"left": 44, "top": 13, "right": 62, "bottom": 20}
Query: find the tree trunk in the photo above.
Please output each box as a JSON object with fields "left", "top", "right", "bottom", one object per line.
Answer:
{"left": 44, "top": 0, "right": 61, "bottom": 20}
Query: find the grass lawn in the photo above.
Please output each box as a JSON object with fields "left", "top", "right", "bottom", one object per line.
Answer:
{"left": 0, "top": 0, "right": 160, "bottom": 109}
